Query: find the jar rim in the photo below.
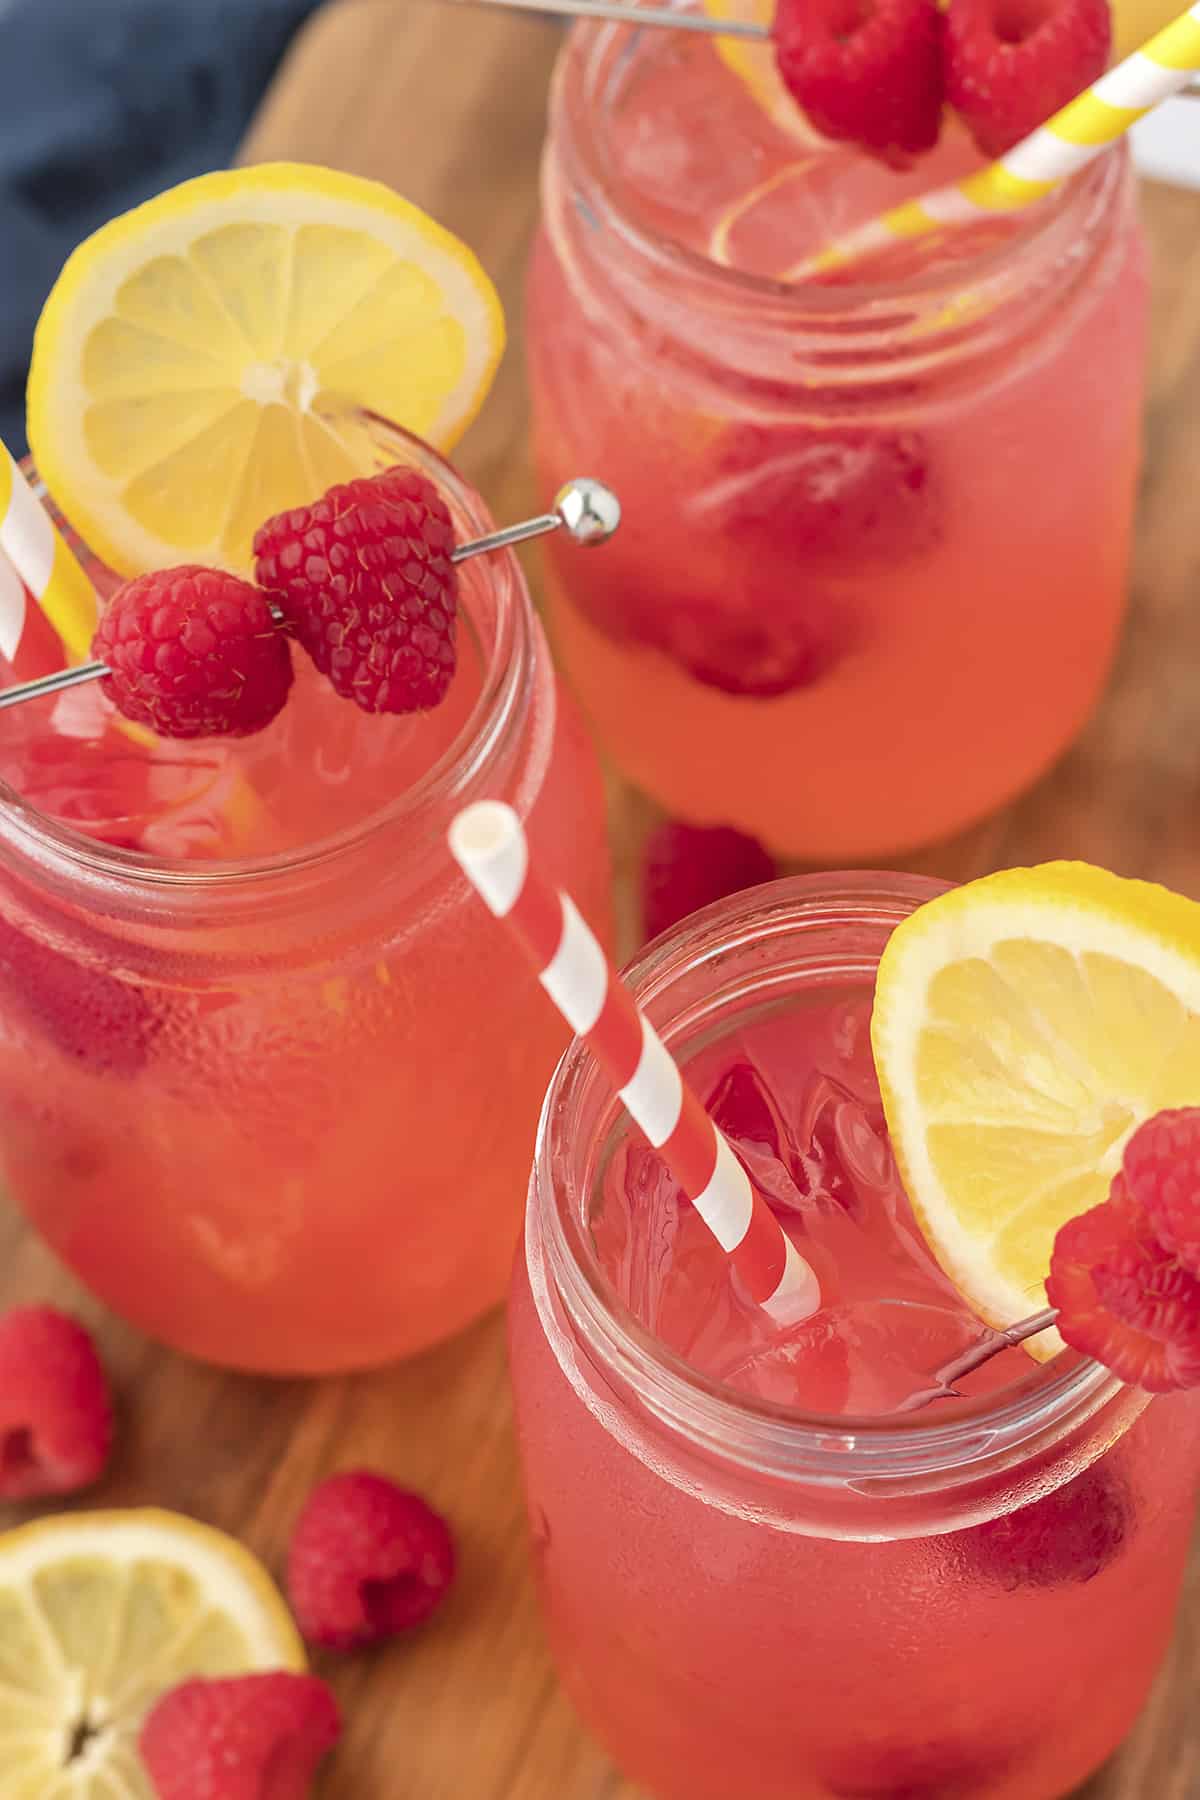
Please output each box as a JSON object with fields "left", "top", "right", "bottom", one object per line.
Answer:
{"left": 532, "top": 870, "right": 1120, "bottom": 1487}
{"left": 0, "top": 420, "right": 536, "bottom": 899}
{"left": 553, "top": 8, "right": 1126, "bottom": 317}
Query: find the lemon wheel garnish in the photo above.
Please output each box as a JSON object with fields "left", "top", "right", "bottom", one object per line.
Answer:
{"left": 871, "top": 863, "right": 1200, "bottom": 1359}
{"left": 703, "top": 0, "right": 824, "bottom": 144}
{"left": 27, "top": 163, "right": 505, "bottom": 577}
{"left": 0, "top": 1509, "right": 303, "bottom": 1795}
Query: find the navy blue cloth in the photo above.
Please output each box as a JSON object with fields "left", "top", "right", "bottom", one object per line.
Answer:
{"left": 0, "top": 0, "right": 320, "bottom": 453}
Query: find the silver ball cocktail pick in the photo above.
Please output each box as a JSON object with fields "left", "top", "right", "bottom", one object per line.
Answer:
{"left": 553, "top": 477, "right": 622, "bottom": 547}
{"left": 0, "top": 478, "right": 622, "bottom": 715}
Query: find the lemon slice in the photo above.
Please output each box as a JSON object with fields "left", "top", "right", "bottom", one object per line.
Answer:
{"left": 704, "top": 0, "right": 824, "bottom": 144}
{"left": 0, "top": 1509, "right": 303, "bottom": 1796}
{"left": 871, "top": 863, "right": 1200, "bottom": 1358}
{"left": 27, "top": 163, "right": 505, "bottom": 578}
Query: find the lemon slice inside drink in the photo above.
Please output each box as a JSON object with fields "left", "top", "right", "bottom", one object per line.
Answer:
{"left": 871, "top": 863, "right": 1200, "bottom": 1358}
{"left": 27, "top": 163, "right": 505, "bottom": 577}
{"left": 0, "top": 1509, "right": 303, "bottom": 1795}
{"left": 704, "top": 0, "right": 824, "bottom": 142}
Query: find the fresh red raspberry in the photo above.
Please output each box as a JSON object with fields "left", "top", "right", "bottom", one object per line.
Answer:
{"left": 642, "top": 821, "right": 777, "bottom": 943}
{"left": 713, "top": 425, "right": 940, "bottom": 568}
{"left": 254, "top": 467, "right": 458, "bottom": 716}
{"left": 1047, "top": 1199, "right": 1200, "bottom": 1392}
{"left": 93, "top": 567, "right": 293, "bottom": 740}
{"left": 140, "top": 1673, "right": 341, "bottom": 1800}
{"left": 774, "top": 0, "right": 944, "bottom": 169}
{"left": 1118, "top": 1107, "right": 1200, "bottom": 1275}
{"left": 0, "top": 1305, "right": 113, "bottom": 1500}
{"left": 944, "top": 0, "right": 1111, "bottom": 159}
{"left": 287, "top": 1470, "right": 456, "bottom": 1652}
{"left": 0, "top": 913, "right": 157, "bottom": 1074}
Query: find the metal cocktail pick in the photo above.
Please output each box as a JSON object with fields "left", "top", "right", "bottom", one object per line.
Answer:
{"left": 446, "top": 0, "right": 770, "bottom": 35}
{"left": 897, "top": 1306, "right": 1061, "bottom": 1413}
{"left": 0, "top": 477, "right": 621, "bottom": 715}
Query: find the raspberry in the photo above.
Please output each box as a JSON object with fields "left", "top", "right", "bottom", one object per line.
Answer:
{"left": 963, "top": 1461, "right": 1131, "bottom": 1590}
{"left": 254, "top": 467, "right": 458, "bottom": 715}
{"left": 774, "top": 0, "right": 944, "bottom": 169}
{"left": 0, "top": 1306, "right": 113, "bottom": 1500}
{"left": 0, "top": 913, "right": 157, "bottom": 1074}
{"left": 93, "top": 567, "right": 293, "bottom": 739}
{"left": 712, "top": 425, "right": 940, "bottom": 568}
{"left": 139, "top": 1673, "right": 340, "bottom": 1800}
{"left": 707, "top": 1058, "right": 790, "bottom": 1164}
{"left": 1119, "top": 1107, "right": 1200, "bottom": 1275}
{"left": 829, "top": 1739, "right": 1008, "bottom": 1797}
{"left": 659, "top": 597, "right": 847, "bottom": 699}
{"left": 944, "top": 0, "right": 1111, "bottom": 159}
{"left": 287, "top": 1470, "right": 456, "bottom": 1651}
{"left": 1047, "top": 1199, "right": 1200, "bottom": 1392}
{"left": 642, "top": 821, "right": 777, "bottom": 942}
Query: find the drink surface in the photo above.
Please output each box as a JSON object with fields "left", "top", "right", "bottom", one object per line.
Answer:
{"left": 529, "top": 23, "right": 1147, "bottom": 859}
{"left": 0, "top": 619, "right": 485, "bottom": 862}
{"left": 592, "top": 981, "right": 1033, "bottom": 1415}
{"left": 600, "top": 27, "right": 993, "bottom": 281}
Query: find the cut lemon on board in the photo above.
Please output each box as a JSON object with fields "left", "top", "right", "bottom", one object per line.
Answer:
{"left": 27, "top": 163, "right": 505, "bottom": 578}
{"left": 0, "top": 1509, "right": 303, "bottom": 1796}
{"left": 871, "top": 863, "right": 1200, "bottom": 1359}
{"left": 703, "top": 0, "right": 824, "bottom": 143}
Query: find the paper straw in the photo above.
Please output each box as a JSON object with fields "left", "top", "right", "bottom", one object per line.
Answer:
{"left": 449, "top": 800, "right": 820, "bottom": 1323}
{"left": 0, "top": 440, "right": 99, "bottom": 677}
{"left": 803, "top": 2, "right": 1200, "bottom": 276}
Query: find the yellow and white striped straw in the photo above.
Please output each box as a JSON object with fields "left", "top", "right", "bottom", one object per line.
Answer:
{"left": 0, "top": 439, "right": 98, "bottom": 674}
{"left": 804, "top": 2, "right": 1200, "bottom": 277}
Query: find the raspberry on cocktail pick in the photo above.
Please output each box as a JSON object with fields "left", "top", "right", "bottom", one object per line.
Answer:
{"left": 256, "top": 468, "right": 621, "bottom": 717}
{"left": 1048, "top": 1109, "right": 1200, "bottom": 1392}
{"left": 944, "top": 0, "right": 1110, "bottom": 159}
{"left": 1116, "top": 1106, "right": 1200, "bottom": 1275}
{"left": 0, "top": 477, "right": 620, "bottom": 737}
{"left": 896, "top": 1109, "right": 1200, "bottom": 1406}
{"left": 93, "top": 566, "right": 295, "bottom": 740}
{"left": 773, "top": 0, "right": 945, "bottom": 168}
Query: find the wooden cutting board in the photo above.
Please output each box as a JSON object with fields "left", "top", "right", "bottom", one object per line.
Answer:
{"left": 2, "top": 3, "right": 1199, "bottom": 1794}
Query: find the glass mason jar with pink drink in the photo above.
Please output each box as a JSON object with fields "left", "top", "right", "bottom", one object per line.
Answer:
{"left": 509, "top": 874, "right": 1200, "bottom": 1800}
{"left": 0, "top": 426, "right": 612, "bottom": 1375}
{"left": 526, "top": 17, "right": 1147, "bottom": 860}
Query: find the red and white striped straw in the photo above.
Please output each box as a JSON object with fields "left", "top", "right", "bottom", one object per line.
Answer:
{"left": 449, "top": 801, "right": 819, "bottom": 1324}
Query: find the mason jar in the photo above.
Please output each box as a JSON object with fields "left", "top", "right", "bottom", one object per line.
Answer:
{"left": 510, "top": 874, "right": 1200, "bottom": 1799}
{"left": 527, "top": 15, "right": 1147, "bottom": 859}
{"left": 0, "top": 428, "right": 612, "bottom": 1373}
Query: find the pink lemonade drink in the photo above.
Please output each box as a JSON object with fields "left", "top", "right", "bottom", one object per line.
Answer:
{"left": 526, "top": 20, "right": 1147, "bottom": 860}
{"left": 0, "top": 428, "right": 611, "bottom": 1374}
{"left": 509, "top": 875, "right": 1200, "bottom": 1799}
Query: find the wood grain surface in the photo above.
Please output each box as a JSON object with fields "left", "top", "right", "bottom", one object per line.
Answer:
{"left": 3, "top": 3, "right": 1200, "bottom": 1795}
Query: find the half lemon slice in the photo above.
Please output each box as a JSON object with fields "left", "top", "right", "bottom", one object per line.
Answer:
{"left": 0, "top": 1509, "right": 303, "bottom": 1796}
{"left": 27, "top": 163, "right": 505, "bottom": 577}
{"left": 704, "top": 0, "right": 824, "bottom": 143}
{"left": 871, "top": 863, "right": 1200, "bottom": 1357}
